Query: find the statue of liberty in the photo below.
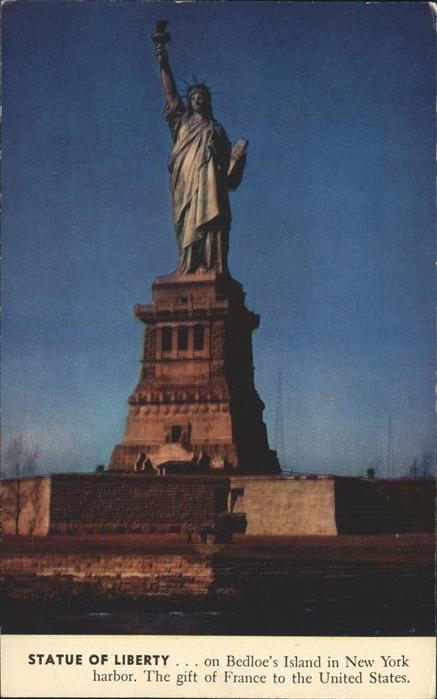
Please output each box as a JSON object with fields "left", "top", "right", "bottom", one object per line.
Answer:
{"left": 153, "top": 22, "right": 248, "bottom": 275}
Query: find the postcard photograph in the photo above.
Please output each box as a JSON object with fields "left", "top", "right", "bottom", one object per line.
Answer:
{"left": 1, "top": 1, "right": 435, "bottom": 697}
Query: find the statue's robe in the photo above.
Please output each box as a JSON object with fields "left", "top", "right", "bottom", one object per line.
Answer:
{"left": 166, "top": 100, "right": 232, "bottom": 274}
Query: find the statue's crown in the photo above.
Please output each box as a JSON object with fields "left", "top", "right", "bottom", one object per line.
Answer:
{"left": 186, "top": 83, "right": 211, "bottom": 100}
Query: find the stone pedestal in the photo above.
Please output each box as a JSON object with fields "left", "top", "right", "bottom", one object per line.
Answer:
{"left": 110, "top": 273, "right": 280, "bottom": 474}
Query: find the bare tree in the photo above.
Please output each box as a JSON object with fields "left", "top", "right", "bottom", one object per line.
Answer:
{"left": 3, "top": 436, "right": 40, "bottom": 534}
{"left": 409, "top": 458, "right": 419, "bottom": 479}
{"left": 420, "top": 451, "right": 434, "bottom": 478}
{"left": 408, "top": 451, "right": 435, "bottom": 479}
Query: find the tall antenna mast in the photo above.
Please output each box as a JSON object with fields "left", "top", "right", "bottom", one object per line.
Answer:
{"left": 274, "top": 372, "right": 288, "bottom": 471}
{"left": 386, "top": 413, "right": 393, "bottom": 477}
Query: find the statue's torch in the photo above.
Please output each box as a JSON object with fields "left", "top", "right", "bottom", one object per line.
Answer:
{"left": 151, "top": 20, "right": 171, "bottom": 47}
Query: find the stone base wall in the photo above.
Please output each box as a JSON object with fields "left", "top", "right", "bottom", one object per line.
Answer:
{"left": 2, "top": 552, "right": 214, "bottom": 602}
{"left": 230, "top": 476, "right": 338, "bottom": 535}
{"left": 2, "top": 473, "right": 434, "bottom": 537}
{"left": 3, "top": 535, "right": 433, "bottom": 629}
{"left": 335, "top": 477, "right": 435, "bottom": 534}
{"left": 49, "top": 474, "right": 228, "bottom": 535}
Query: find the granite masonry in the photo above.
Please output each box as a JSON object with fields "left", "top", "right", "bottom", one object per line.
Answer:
{"left": 110, "top": 273, "right": 279, "bottom": 475}
{"left": 2, "top": 473, "right": 434, "bottom": 537}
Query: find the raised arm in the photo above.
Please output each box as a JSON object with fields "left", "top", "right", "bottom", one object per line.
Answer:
{"left": 155, "top": 44, "right": 179, "bottom": 112}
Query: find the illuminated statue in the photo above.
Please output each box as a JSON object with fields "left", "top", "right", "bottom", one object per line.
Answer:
{"left": 153, "top": 22, "right": 248, "bottom": 274}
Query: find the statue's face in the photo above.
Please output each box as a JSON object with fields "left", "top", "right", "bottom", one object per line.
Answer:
{"left": 189, "top": 89, "right": 208, "bottom": 115}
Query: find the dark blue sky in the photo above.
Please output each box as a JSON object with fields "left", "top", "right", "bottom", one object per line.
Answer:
{"left": 3, "top": 2, "right": 435, "bottom": 476}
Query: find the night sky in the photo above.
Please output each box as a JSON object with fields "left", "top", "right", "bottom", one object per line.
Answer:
{"left": 3, "top": 2, "right": 435, "bottom": 476}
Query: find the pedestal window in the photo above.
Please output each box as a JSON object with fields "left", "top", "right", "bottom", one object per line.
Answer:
{"left": 161, "top": 327, "right": 172, "bottom": 352}
{"left": 193, "top": 324, "right": 205, "bottom": 350}
{"left": 177, "top": 326, "right": 189, "bottom": 351}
